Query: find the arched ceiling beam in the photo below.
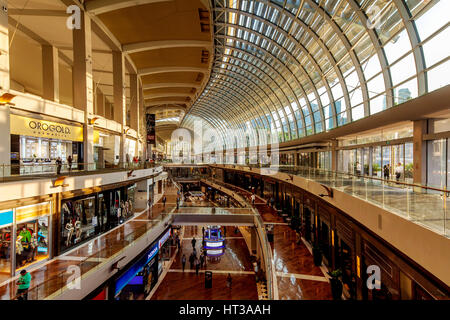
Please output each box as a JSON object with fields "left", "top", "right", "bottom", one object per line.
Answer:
{"left": 143, "top": 83, "right": 201, "bottom": 90}
{"left": 220, "top": 48, "right": 307, "bottom": 135}
{"left": 86, "top": 0, "right": 172, "bottom": 16}
{"left": 215, "top": 22, "right": 325, "bottom": 134}
{"left": 216, "top": 7, "right": 339, "bottom": 127}
{"left": 146, "top": 105, "right": 186, "bottom": 113}
{"left": 138, "top": 66, "right": 209, "bottom": 76}
{"left": 145, "top": 100, "right": 187, "bottom": 107}
{"left": 216, "top": 55, "right": 302, "bottom": 136}
{"left": 124, "top": 40, "right": 212, "bottom": 54}
{"left": 144, "top": 93, "right": 194, "bottom": 100}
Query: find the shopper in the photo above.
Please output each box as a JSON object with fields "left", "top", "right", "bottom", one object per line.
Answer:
{"left": 181, "top": 254, "right": 186, "bottom": 272}
{"left": 176, "top": 196, "right": 180, "bottom": 210}
{"left": 16, "top": 269, "right": 31, "bottom": 300}
{"left": 56, "top": 157, "right": 62, "bottom": 175}
{"left": 200, "top": 253, "right": 205, "bottom": 268}
{"left": 189, "top": 253, "right": 195, "bottom": 269}
{"left": 395, "top": 162, "right": 403, "bottom": 182}
{"left": 191, "top": 237, "right": 196, "bottom": 250}
{"left": 195, "top": 257, "right": 200, "bottom": 275}
{"left": 67, "top": 155, "right": 73, "bottom": 172}
{"left": 251, "top": 194, "right": 256, "bottom": 206}
{"left": 226, "top": 273, "right": 232, "bottom": 289}
{"left": 176, "top": 236, "right": 181, "bottom": 250}
{"left": 383, "top": 164, "right": 390, "bottom": 180}
{"left": 162, "top": 196, "right": 167, "bottom": 208}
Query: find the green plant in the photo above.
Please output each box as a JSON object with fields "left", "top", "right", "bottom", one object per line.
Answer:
{"left": 372, "top": 163, "right": 381, "bottom": 172}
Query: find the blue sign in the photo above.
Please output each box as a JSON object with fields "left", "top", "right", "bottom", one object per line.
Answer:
{"left": 114, "top": 242, "right": 159, "bottom": 296}
{"left": 158, "top": 229, "right": 171, "bottom": 249}
{"left": 0, "top": 210, "right": 13, "bottom": 227}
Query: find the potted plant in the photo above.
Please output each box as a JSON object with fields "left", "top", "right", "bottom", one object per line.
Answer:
{"left": 328, "top": 269, "right": 343, "bottom": 300}
{"left": 312, "top": 243, "right": 322, "bottom": 266}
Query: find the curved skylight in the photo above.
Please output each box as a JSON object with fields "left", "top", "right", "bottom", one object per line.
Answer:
{"left": 182, "top": 0, "right": 450, "bottom": 148}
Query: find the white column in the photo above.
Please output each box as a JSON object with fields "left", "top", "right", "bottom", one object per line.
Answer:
{"left": 42, "top": 45, "right": 60, "bottom": 102}
{"left": 0, "top": 1, "right": 10, "bottom": 173}
{"left": 130, "top": 73, "right": 139, "bottom": 157}
{"left": 73, "top": 11, "right": 94, "bottom": 166}
{"left": 113, "top": 51, "right": 126, "bottom": 164}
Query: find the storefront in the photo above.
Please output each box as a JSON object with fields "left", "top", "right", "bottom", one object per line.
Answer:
{"left": 10, "top": 113, "right": 84, "bottom": 174}
{"left": 60, "top": 183, "right": 137, "bottom": 254}
{"left": 0, "top": 202, "right": 51, "bottom": 279}
{"left": 114, "top": 240, "right": 160, "bottom": 300}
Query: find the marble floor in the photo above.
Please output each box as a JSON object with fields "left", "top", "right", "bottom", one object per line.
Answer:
{"left": 214, "top": 180, "right": 333, "bottom": 300}
{"left": 151, "top": 225, "right": 258, "bottom": 300}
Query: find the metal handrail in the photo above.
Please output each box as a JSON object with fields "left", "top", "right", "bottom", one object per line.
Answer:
{"left": 229, "top": 163, "right": 450, "bottom": 195}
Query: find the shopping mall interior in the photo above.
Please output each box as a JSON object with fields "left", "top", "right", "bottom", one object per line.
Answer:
{"left": 0, "top": 0, "right": 448, "bottom": 302}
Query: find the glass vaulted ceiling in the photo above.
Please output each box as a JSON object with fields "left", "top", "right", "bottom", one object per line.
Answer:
{"left": 182, "top": 0, "right": 450, "bottom": 148}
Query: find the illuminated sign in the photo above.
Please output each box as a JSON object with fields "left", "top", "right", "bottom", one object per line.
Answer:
{"left": 16, "top": 203, "right": 50, "bottom": 223}
{"left": 158, "top": 229, "right": 171, "bottom": 249}
{"left": 10, "top": 114, "right": 83, "bottom": 142}
{"left": 205, "top": 241, "right": 224, "bottom": 248}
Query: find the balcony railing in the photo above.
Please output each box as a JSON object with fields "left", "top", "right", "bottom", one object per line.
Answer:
{"left": 218, "top": 164, "right": 450, "bottom": 238}
{"left": 0, "top": 161, "right": 161, "bottom": 182}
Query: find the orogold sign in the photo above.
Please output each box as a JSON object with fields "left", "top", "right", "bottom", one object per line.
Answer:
{"left": 10, "top": 114, "right": 83, "bottom": 142}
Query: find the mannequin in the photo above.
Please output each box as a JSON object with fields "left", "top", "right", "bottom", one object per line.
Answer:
{"left": 65, "top": 221, "right": 74, "bottom": 247}
{"left": 29, "top": 233, "right": 38, "bottom": 262}
{"left": 74, "top": 220, "right": 82, "bottom": 242}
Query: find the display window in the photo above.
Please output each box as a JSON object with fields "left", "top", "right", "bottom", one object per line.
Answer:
{"left": 61, "top": 196, "right": 98, "bottom": 252}
{"left": 0, "top": 210, "right": 13, "bottom": 281}
{"left": 15, "top": 203, "right": 51, "bottom": 271}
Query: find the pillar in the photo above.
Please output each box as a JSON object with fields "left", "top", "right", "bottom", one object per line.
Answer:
{"left": 130, "top": 73, "right": 139, "bottom": 157}
{"left": 113, "top": 51, "right": 126, "bottom": 164}
{"left": 73, "top": 11, "right": 94, "bottom": 166}
{"left": 0, "top": 0, "right": 10, "bottom": 173}
{"left": 42, "top": 45, "right": 60, "bottom": 102}
{"left": 105, "top": 101, "right": 111, "bottom": 119}
{"left": 413, "top": 120, "right": 427, "bottom": 187}
{"left": 96, "top": 88, "right": 105, "bottom": 117}
{"left": 331, "top": 139, "right": 338, "bottom": 172}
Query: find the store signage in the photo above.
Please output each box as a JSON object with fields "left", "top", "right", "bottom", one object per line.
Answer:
{"left": 205, "top": 241, "right": 224, "bottom": 248}
{"left": 146, "top": 114, "right": 156, "bottom": 145}
{"left": 158, "top": 229, "right": 171, "bottom": 249}
{"left": 10, "top": 114, "right": 84, "bottom": 142}
{"left": 114, "top": 242, "right": 159, "bottom": 296}
{"left": 0, "top": 210, "right": 13, "bottom": 227}
{"left": 16, "top": 202, "right": 50, "bottom": 223}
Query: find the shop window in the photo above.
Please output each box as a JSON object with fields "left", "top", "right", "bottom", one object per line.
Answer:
{"left": 0, "top": 210, "right": 13, "bottom": 279}
{"left": 61, "top": 196, "right": 98, "bottom": 252}
{"left": 16, "top": 216, "right": 49, "bottom": 271}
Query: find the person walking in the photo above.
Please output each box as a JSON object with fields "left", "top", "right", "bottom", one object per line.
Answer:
{"left": 181, "top": 254, "right": 186, "bottom": 272}
{"left": 67, "top": 155, "right": 73, "bottom": 172}
{"left": 56, "top": 157, "right": 62, "bottom": 175}
{"left": 383, "top": 164, "right": 390, "bottom": 180}
{"left": 226, "top": 273, "right": 232, "bottom": 289}
{"left": 189, "top": 253, "right": 195, "bottom": 269}
{"left": 200, "top": 252, "right": 205, "bottom": 268}
{"left": 195, "top": 257, "right": 200, "bottom": 275}
{"left": 162, "top": 196, "right": 167, "bottom": 208}
{"left": 251, "top": 194, "right": 256, "bottom": 206}
{"left": 176, "top": 236, "right": 181, "bottom": 250}
{"left": 191, "top": 237, "right": 196, "bottom": 250}
{"left": 16, "top": 269, "right": 31, "bottom": 300}
{"left": 176, "top": 196, "right": 180, "bottom": 210}
{"left": 395, "top": 162, "right": 403, "bottom": 182}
